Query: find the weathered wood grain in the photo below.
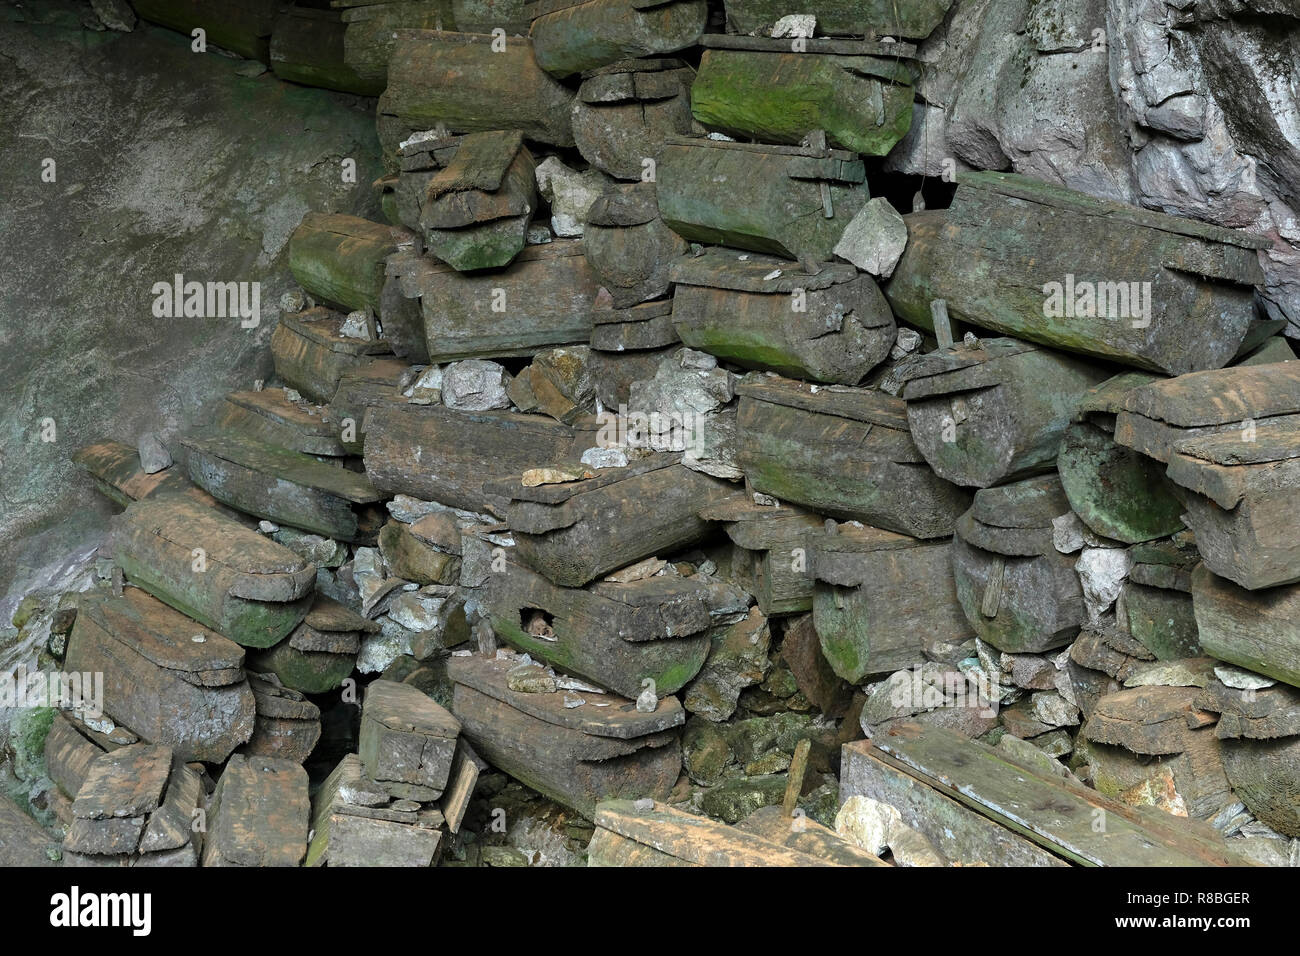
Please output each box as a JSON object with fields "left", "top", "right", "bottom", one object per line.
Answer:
{"left": 584, "top": 182, "right": 688, "bottom": 308}
{"left": 203, "top": 754, "right": 310, "bottom": 867}
{"left": 572, "top": 58, "right": 694, "bottom": 179}
{"left": 528, "top": 0, "right": 706, "bottom": 77}
{"left": 271, "top": 306, "right": 393, "bottom": 404}
{"left": 288, "top": 213, "right": 408, "bottom": 315}
{"left": 1192, "top": 563, "right": 1300, "bottom": 688}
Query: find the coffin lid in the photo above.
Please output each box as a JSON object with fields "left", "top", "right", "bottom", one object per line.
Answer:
{"left": 808, "top": 523, "right": 932, "bottom": 586}
{"left": 970, "top": 473, "right": 1071, "bottom": 529}
{"left": 278, "top": 308, "right": 393, "bottom": 357}
{"left": 83, "top": 588, "right": 246, "bottom": 677}
{"left": 425, "top": 130, "right": 524, "bottom": 200}
{"left": 181, "top": 428, "right": 382, "bottom": 504}
{"left": 590, "top": 299, "right": 673, "bottom": 326}
{"left": 448, "top": 653, "right": 684, "bottom": 738}
{"left": 1166, "top": 419, "right": 1300, "bottom": 509}
{"left": 1076, "top": 371, "right": 1162, "bottom": 419}
{"left": 898, "top": 338, "right": 1038, "bottom": 401}
{"left": 527, "top": 0, "right": 679, "bottom": 19}
{"left": 579, "top": 62, "right": 692, "bottom": 103}
{"left": 247, "top": 672, "right": 321, "bottom": 721}
{"left": 669, "top": 247, "right": 856, "bottom": 293}
{"left": 956, "top": 511, "right": 1053, "bottom": 558}
{"left": 222, "top": 389, "right": 340, "bottom": 439}
{"left": 1121, "top": 362, "right": 1300, "bottom": 428}
{"left": 363, "top": 679, "right": 461, "bottom": 739}
{"left": 735, "top": 374, "right": 910, "bottom": 430}
{"left": 305, "top": 592, "right": 382, "bottom": 634}
{"left": 662, "top": 135, "right": 866, "bottom": 184}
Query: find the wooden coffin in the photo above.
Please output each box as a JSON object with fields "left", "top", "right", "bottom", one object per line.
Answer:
{"left": 72, "top": 439, "right": 229, "bottom": 514}
{"left": 241, "top": 672, "right": 323, "bottom": 764}
{"left": 288, "top": 213, "right": 409, "bottom": 315}
{"left": 378, "top": 516, "right": 462, "bottom": 586}
{"left": 657, "top": 136, "right": 869, "bottom": 264}
{"left": 216, "top": 389, "right": 349, "bottom": 457}
{"left": 479, "top": 553, "right": 737, "bottom": 696}
{"left": 809, "top": 522, "right": 972, "bottom": 684}
{"left": 271, "top": 307, "right": 394, "bottom": 404}
{"left": 572, "top": 58, "right": 694, "bottom": 180}
{"left": 64, "top": 745, "right": 204, "bottom": 868}
{"left": 885, "top": 172, "right": 1269, "bottom": 375}
{"left": 45, "top": 711, "right": 109, "bottom": 801}
{"left": 846, "top": 725, "right": 1248, "bottom": 865}
{"left": 1197, "top": 676, "right": 1300, "bottom": 741}
{"left": 328, "top": 355, "right": 411, "bottom": 453}
{"left": 735, "top": 375, "right": 971, "bottom": 538}
{"left": 526, "top": 0, "right": 706, "bottom": 78}
{"left": 1058, "top": 372, "right": 1184, "bottom": 544}
{"left": 132, "top": 0, "right": 277, "bottom": 61}
{"left": 721, "top": 0, "right": 952, "bottom": 38}
{"left": 305, "top": 754, "right": 445, "bottom": 867}
{"left": 898, "top": 338, "right": 1110, "bottom": 488}
{"left": 359, "top": 679, "right": 462, "bottom": 800}
{"left": 1192, "top": 564, "right": 1300, "bottom": 689}
{"left": 671, "top": 249, "right": 894, "bottom": 385}
{"left": 112, "top": 496, "right": 315, "bottom": 647}
{"left": 487, "top": 454, "right": 732, "bottom": 587}
{"left": 951, "top": 475, "right": 1085, "bottom": 654}
{"left": 590, "top": 300, "right": 678, "bottom": 353}
{"left": 583, "top": 182, "right": 688, "bottom": 308}
{"left": 588, "top": 800, "right": 883, "bottom": 866}
{"left": 382, "top": 30, "right": 575, "bottom": 147}
{"left": 698, "top": 495, "right": 823, "bottom": 617}
{"left": 249, "top": 593, "right": 375, "bottom": 693}
{"left": 389, "top": 131, "right": 463, "bottom": 232}
{"left": 203, "top": 754, "right": 310, "bottom": 867}
{"left": 692, "top": 37, "right": 914, "bottom": 156}
{"left": 1121, "top": 540, "right": 1202, "bottom": 660}
{"left": 182, "top": 428, "right": 382, "bottom": 541}
{"left": 449, "top": 653, "right": 682, "bottom": 817}
{"left": 364, "top": 403, "right": 592, "bottom": 513}
{"left": 270, "top": 6, "right": 382, "bottom": 94}
{"left": 386, "top": 241, "right": 601, "bottom": 361}
{"left": 420, "top": 130, "right": 537, "bottom": 271}
{"left": 65, "top": 589, "right": 256, "bottom": 763}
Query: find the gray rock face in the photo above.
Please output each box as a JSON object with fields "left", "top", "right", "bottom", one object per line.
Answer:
{"left": 441, "top": 360, "right": 512, "bottom": 411}
{"left": 0, "top": 9, "right": 383, "bottom": 621}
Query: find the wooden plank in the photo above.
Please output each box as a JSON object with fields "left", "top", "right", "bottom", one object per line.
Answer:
{"left": 72, "top": 440, "right": 229, "bottom": 513}
{"left": 217, "top": 389, "right": 348, "bottom": 457}
{"left": 360, "top": 679, "right": 460, "bottom": 797}
{"left": 1192, "top": 564, "right": 1300, "bottom": 688}
{"left": 203, "top": 755, "right": 310, "bottom": 867}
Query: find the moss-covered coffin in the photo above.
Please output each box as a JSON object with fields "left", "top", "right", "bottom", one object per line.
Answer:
{"left": 181, "top": 428, "right": 382, "bottom": 542}
{"left": 486, "top": 455, "right": 733, "bottom": 587}
{"left": 269, "top": 7, "right": 382, "bottom": 95}
{"left": 420, "top": 131, "right": 537, "bottom": 271}
{"left": 132, "top": 0, "right": 277, "bottom": 61}
{"left": 363, "top": 403, "right": 593, "bottom": 513}
{"left": 583, "top": 182, "right": 688, "bottom": 308}
{"left": 897, "top": 338, "right": 1110, "bottom": 488}
{"left": 385, "top": 241, "right": 601, "bottom": 361}
{"left": 691, "top": 39, "right": 914, "bottom": 156}
{"left": 884, "top": 172, "right": 1269, "bottom": 375}
{"left": 112, "top": 496, "right": 316, "bottom": 648}
{"left": 527, "top": 0, "right": 706, "bottom": 78}
{"left": 671, "top": 249, "right": 894, "bottom": 385}
{"left": 698, "top": 495, "right": 823, "bottom": 617}
{"left": 572, "top": 58, "right": 694, "bottom": 180}
{"left": 721, "top": 0, "right": 952, "bottom": 38}
{"left": 1121, "top": 541, "right": 1201, "bottom": 661}
{"left": 657, "top": 136, "right": 869, "bottom": 263}
{"left": 215, "top": 389, "right": 349, "bottom": 458}
{"left": 288, "top": 213, "right": 410, "bottom": 315}
{"left": 734, "top": 375, "right": 971, "bottom": 538}
{"left": 450, "top": 655, "right": 682, "bottom": 818}
{"left": 479, "top": 553, "right": 740, "bottom": 697}
{"left": 382, "top": 30, "right": 575, "bottom": 147}
{"left": 1057, "top": 372, "right": 1184, "bottom": 544}
{"left": 249, "top": 594, "right": 375, "bottom": 694}
{"left": 809, "top": 523, "right": 972, "bottom": 684}
{"left": 951, "top": 475, "right": 1086, "bottom": 654}
{"left": 1192, "top": 564, "right": 1300, "bottom": 689}
{"left": 64, "top": 589, "right": 255, "bottom": 764}
{"left": 271, "top": 308, "right": 395, "bottom": 405}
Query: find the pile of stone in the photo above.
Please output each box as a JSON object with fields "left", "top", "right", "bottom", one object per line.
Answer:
{"left": 4, "top": 0, "right": 1298, "bottom": 869}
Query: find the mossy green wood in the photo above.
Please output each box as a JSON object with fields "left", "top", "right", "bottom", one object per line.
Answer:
{"left": 341, "top": 2, "right": 452, "bottom": 86}
{"left": 530, "top": 0, "right": 707, "bottom": 77}
{"left": 1058, "top": 420, "right": 1184, "bottom": 543}
{"left": 421, "top": 138, "right": 537, "bottom": 271}
{"left": 288, "top": 213, "right": 400, "bottom": 314}
{"left": 251, "top": 641, "right": 357, "bottom": 695}
{"left": 270, "top": 8, "right": 384, "bottom": 95}
{"left": 885, "top": 173, "right": 1268, "bottom": 375}
{"left": 132, "top": 0, "right": 277, "bottom": 61}
{"left": 722, "top": 0, "right": 953, "bottom": 38}
{"left": 1122, "top": 581, "right": 1201, "bottom": 661}
{"left": 692, "top": 49, "right": 913, "bottom": 156}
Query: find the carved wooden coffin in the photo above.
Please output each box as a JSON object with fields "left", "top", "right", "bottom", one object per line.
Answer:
{"left": 364, "top": 403, "right": 593, "bottom": 513}
{"left": 378, "top": 516, "right": 463, "bottom": 586}
{"left": 420, "top": 130, "right": 537, "bottom": 271}
{"left": 65, "top": 589, "right": 256, "bottom": 763}
{"left": 897, "top": 338, "right": 1110, "bottom": 488}
{"left": 487, "top": 454, "right": 733, "bottom": 586}
{"left": 671, "top": 249, "right": 895, "bottom": 384}
{"left": 721, "top": 0, "right": 952, "bottom": 38}
{"left": 240, "top": 672, "right": 323, "bottom": 764}
{"left": 449, "top": 653, "right": 683, "bottom": 817}
{"left": 479, "top": 553, "right": 742, "bottom": 696}
{"left": 203, "top": 754, "right": 310, "bottom": 867}
{"left": 1120, "top": 539, "right": 1202, "bottom": 661}
{"left": 112, "top": 496, "right": 316, "bottom": 647}
{"left": 657, "top": 136, "right": 869, "bottom": 264}
{"left": 288, "top": 213, "right": 409, "bottom": 314}
{"left": 215, "top": 388, "right": 349, "bottom": 457}
{"left": 182, "top": 428, "right": 382, "bottom": 541}
{"left": 132, "top": 0, "right": 277, "bottom": 61}
{"left": 249, "top": 593, "right": 375, "bottom": 693}
{"left": 271, "top": 307, "right": 394, "bottom": 404}
{"left": 698, "top": 495, "right": 823, "bottom": 617}
{"left": 583, "top": 182, "right": 688, "bottom": 308}
{"left": 809, "top": 521, "right": 972, "bottom": 684}
{"left": 885, "top": 172, "right": 1270, "bottom": 375}
{"left": 305, "top": 753, "right": 445, "bottom": 867}
{"left": 269, "top": 6, "right": 381, "bottom": 94}
{"left": 692, "top": 36, "right": 914, "bottom": 156}
{"left": 572, "top": 58, "right": 694, "bottom": 180}
{"left": 735, "top": 375, "right": 971, "bottom": 538}
{"left": 526, "top": 0, "right": 706, "bottom": 77}
{"left": 359, "top": 679, "right": 462, "bottom": 800}
{"left": 951, "top": 475, "right": 1086, "bottom": 654}
{"left": 382, "top": 30, "right": 575, "bottom": 147}
{"left": 1192, "top": 564, "right": 1300, "bottom": 689}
